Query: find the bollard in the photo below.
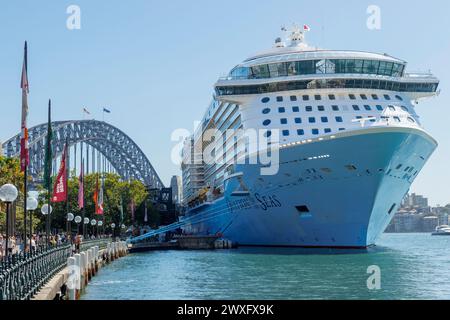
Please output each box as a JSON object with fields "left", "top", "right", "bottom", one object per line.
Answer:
{"left": 106, "top": 243, "right": 111, "bottom": 263}
{"left": 94, "top": 246, "right": 99, "bottom": 273}
{"left": 86, "top": 249, "right": 91, "bottom": 281}
{"left": 67, "top": 257, "right": 77, "bottom": 300}
{"left": 80, "top": 252, "right": 88, "bottom": 288}
{"left": 74, "top": 254, "right": 81, "bottom": 299}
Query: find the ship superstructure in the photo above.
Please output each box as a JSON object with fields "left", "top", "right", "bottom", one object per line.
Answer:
{"left": 180, "top": 26, "right": 440, "bottom": 248}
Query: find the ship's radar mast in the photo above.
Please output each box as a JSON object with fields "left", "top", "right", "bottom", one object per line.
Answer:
{"left": 275, "top": 24, "right": 310, "bottom": 48}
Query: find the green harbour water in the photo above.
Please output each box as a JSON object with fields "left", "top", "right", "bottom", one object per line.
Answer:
{"left": 81, "top": 233, "right": 450, "bottom": 300}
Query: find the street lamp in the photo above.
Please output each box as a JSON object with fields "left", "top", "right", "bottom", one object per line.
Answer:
{"left": 41, "top": 204, "right": 52, "bottom": 246}
{"left": 67, "top": 213, "right": 74, "bottom": 239}
{"left": 26, "top": 197, "right": 38, "bottom": 252}
{"left": 74, "top": 216, "right": 82, "bottom": 235}
{"left": 0, "top": 184, "right": 19, "bottom": 257}
{"left": 97, "top": 220, "right": 103, "bottom": 237}
{"left": 91, "top": 219, "right": 97, "bottom": 238}
{"left": 84, "top": 218, "right": 90, "bottom": 237}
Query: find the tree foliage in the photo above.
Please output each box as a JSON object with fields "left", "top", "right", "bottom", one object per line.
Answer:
{"left": 0, "top": 155, "right": 155, "bottom": 235}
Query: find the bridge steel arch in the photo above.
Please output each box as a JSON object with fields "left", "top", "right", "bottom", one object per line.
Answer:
{"left": 2, "top": 120, "right": 164, "bottom": 188}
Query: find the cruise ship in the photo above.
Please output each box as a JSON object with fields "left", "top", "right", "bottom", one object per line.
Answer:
{"left": 180, "top": 26, "right": 440, "bottom": 248}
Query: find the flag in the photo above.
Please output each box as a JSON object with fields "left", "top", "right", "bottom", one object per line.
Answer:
{"left": 43, "top": 100, "right": 53, "bottom": 191}
{"left": 52, "top": 144, "right": 68, "bottom": 203}
{"left": 144, "top": 203, "right": 148, "bottom": 223}
{"left": 93, "top": 174, "right": 99, "bottom": 212}
{"left": 103, "top": 108, "right": 111, "bottom": 114}
{"left": 304, "top": 24, "right": 311, "bottom": 32}
{"left": 20, "top": 41, "right": 29, "bottom": 172}
{"left": 78, "top": 159, "right": 84, "bottom": 209}
{"left": 97, "top": 177, "right": 104, "bottom": 215}
{"left": 83, "top": 107, "right": 90, "bottom": 115}
{"left": 93, "top": 174, "right": 104, "bottom": 215}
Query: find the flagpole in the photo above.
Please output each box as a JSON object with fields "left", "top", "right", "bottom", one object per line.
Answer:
{"left": 46, "top": 99, "right": 52, "bottom": 248}
{"left": 65, "top": 138, "right": 70, "bottom": 239}
{"left": 20, "top": 41, "right": 29, "bottom": 252}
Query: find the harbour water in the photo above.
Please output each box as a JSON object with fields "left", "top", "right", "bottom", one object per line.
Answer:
{"left": 81, "top": 233, "right": 450, "bottom": 300}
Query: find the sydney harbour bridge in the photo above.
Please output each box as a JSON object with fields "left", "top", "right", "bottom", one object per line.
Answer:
{"left": 1, "top": 120, "right": 164, "bottom": 189}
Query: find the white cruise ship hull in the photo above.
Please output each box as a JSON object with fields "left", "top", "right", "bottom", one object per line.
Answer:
{"left": 182, "top": 127, "right": 437, "bottom": 248}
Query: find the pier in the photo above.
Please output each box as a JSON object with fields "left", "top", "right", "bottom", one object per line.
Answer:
{"left": 128, "top": 236, "right": 237, "bottom": 253}
{"left": 0, "top": 238, "right": 128, "bottom": 300}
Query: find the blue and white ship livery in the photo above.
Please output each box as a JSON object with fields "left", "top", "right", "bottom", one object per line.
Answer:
{"left": 180, "top": 26, "right": 440, "bottom": 248}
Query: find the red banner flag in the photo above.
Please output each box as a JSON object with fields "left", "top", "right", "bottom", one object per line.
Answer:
{"left": 52, "top": 145, "right": 67, "bottom": 203}
{"left": 93, "top": 175, "right": 104, "bottom": 215}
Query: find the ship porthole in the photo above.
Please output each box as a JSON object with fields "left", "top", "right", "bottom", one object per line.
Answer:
{"left": 261, "top": 97, "right": 270, "bottom": 103}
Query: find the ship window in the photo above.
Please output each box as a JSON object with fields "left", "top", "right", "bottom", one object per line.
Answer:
{"left": 295, "top": 118, "right": 302, "bottom": 124}
{"left": 262, "top": 108, "right": 271, "bottom": 114}
{"left": 324, "top": 128, "right": 332, "bottom": 133}
{"left": 303, "top": 95, "right": 310, "bottom": 101}
{"left": 332, "top": 105, "right": 339, "bottom": 111}
{"left": 279, "top": 107, "right": 286, "bottom": 113}
{"left": 262, "top": 97, "right": 270, "bottom": 103}
{"left": 407, "top": 117, "right": 415, "bottom": 123}
{"left": 395, "top": 95, "right": 403, "bottom": 101}
{"left": 296, "top": 205, "right": 310, "bottom": 213}
{"left": 356, "top": 116, "right": 363, "bottom": 119}
{"left": 312, "top": 129, "right": 319, "bottom": 135}
{"left": 384, "top": 94, "right": 391, "bottom": 100}
{"left": 282, "top": 130, "right": 290, "bottom": 136}
{"left": 264, "top": 130, "right": 272, "bottom": 138}
{"left": 335, "top": 116, "right": 343, "bottom": 122}
{"left": 400, "top": 106, "right": 409, "bottom": 112}
{"left": 372, "top": 94, "right": 379, "bottom": 100}
{"left": 290, "top": 96, "right": 297, "bottom": 102}
{"left": 396, "top": 164, "right": 403, "bottom": 170}
{"left": 345, "top": 164, "right": 357, "bottom": 171}
{"left": 349, "top": 94, "right": 356, "bottom": 100}
{"left": 321, "top": 117, "right": 328, "bottom": 123}
{"left": 297, "top": 129, "right": 305, "bottom": 136}
{"left": 388, "top": 105, "right": 396, "bottom": 111}
{"left": 263, "top": 120, "right": 271, "bottom": 126}
{"left": 339, "top": 128, "right": 346, "bottom": 131}
{"left": 318, "top": 105, "right": 325, "bottom": 111}
{"left": 376, "top": 105, "right": 383, "bottom": 111}
{"left": 353, "top": 105, "right": 360, "bottom": 111}
{"left": 360, "top": 94, "right": 368, "bottom": 100}
{"left": 277, "top": 96, "right": 283, "bottom": 102}
{"left": 315, "top": 95, "right": 322, "bottom": 101}
{"left": 364, "top": 105, "right": 372, "bottom": 111}
{"left": 388, "top": 204, "right": 396, "bottom": 215}
{"left": 369, "top": 116, "right": 376, "bottom": 122}
{"left": 309, "top": 117, "right": 316, "bottom": 123}
{"left": 394, "top": 116, "right": 401, "bottom": 122}
{"left": 292, "top": 106, "right": 300, "bottom": 112}
{"left": 329, "top": 94, "right": 336, "bottom": 100}
{"left": 306, "top": 106, "right": 313, "bottom": 112}
{"left": 280, "top": 118, "right": 288, "bottom": 124}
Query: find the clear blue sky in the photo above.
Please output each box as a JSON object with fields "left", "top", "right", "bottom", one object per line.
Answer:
{"left": 0, "top": 0, "right": 449, "bottom": 205}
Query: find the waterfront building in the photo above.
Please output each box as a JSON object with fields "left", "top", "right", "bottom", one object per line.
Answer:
{"left": 170, "top": 175, "right": 183, "bottom": 204}
{"left": 180, "top": 25, "right": 439, "bottom": 247}
{"left": 422, "top": 216, "right": 439, "bottom": 232}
